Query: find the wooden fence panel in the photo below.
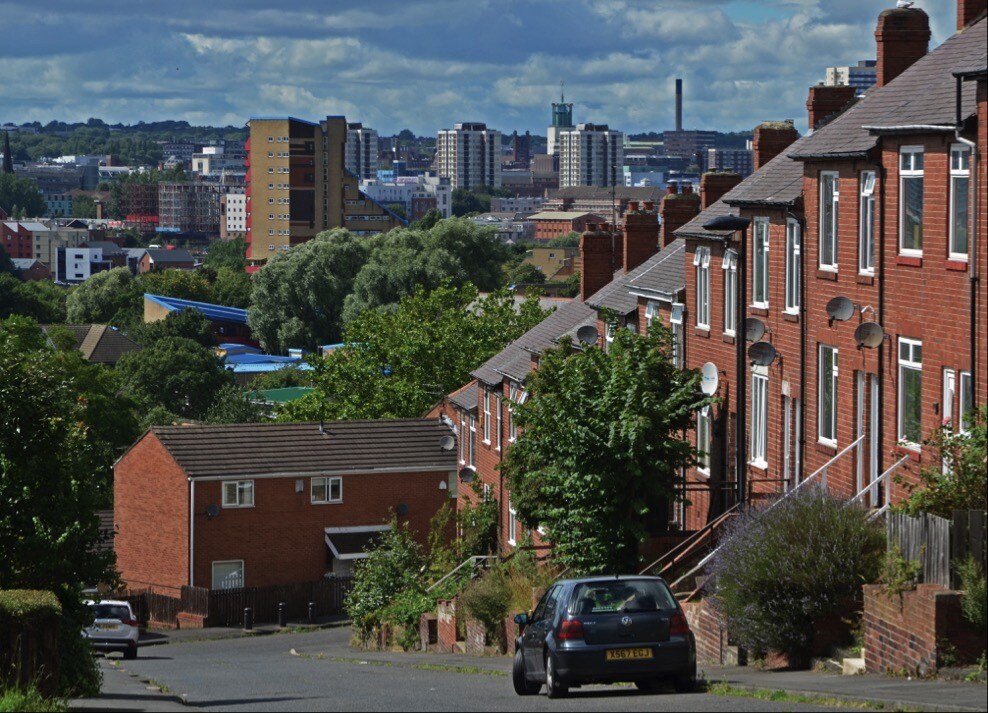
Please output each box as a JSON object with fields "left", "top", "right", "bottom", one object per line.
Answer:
{"left": 887, "top": 512, "right": 951, "bottom": 587}
{"left": 180, "top": 586, "right": 210, "bottom": 617}
{"left": 951, "top": 510, "right": 987, "bottom": 587}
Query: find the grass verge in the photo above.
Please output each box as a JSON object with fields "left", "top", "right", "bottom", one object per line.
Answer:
{"left": 707, "top": 682, "right": 910, "bottom": 710}
{"left": 0, "top": 687, "right": 67, "bottom": 713}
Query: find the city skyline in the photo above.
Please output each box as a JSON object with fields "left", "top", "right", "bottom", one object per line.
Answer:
{"left": 1, "top": 1, "right": 955, "bottom": 136}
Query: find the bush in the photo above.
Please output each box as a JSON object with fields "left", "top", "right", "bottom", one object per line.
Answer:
{"left": 0, "top": 591, "right": 63, "bottom": 698}
{"left": 459, "top": 569, "right": 510, "bottom": 647}
{"left": 707, "top": 488, "right": 886, "bottom": 665}
{"left": 379, "top": 588, "right": 433, "bottom": 651}
{"left": 956, "top": 557, "right": 987, "bottom": 634}
{"left": 0, "top": 591, "right": 60, "bottom": 620}
{"left": 0, "top": 687, "right": 66, "bottom": 712}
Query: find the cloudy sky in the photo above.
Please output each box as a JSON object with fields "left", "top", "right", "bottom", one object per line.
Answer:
{"left": 2, "top": 0, "right": 955, "bottom": 136}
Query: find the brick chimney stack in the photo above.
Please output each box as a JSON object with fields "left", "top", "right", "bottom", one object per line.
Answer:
{"left": 957, "top": 0, "right": 987, "bottom": 30}
{"left": 875, "top": 8, "right": 930, "bottom": 88}
{"left": 660, "top": 183, "right": 700, "bottom": 247}
{"left": 700, "top": 172, "right": 742, "bottom": 210}
{"left": 579, "top": 224, "right": 617, "bottom": 301}
{"left": 752, "top": 121, "right": 800, "bottom": 170}
{"left": 623, "top": 201, "right": 660, "bottom": 272}
{"left": 806, "top": 85, "right": 858, "bottom": 131}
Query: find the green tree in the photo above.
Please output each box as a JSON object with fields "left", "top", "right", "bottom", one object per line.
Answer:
{"left": 0, "top": 173, "right": 45, "bottom": 217}
{"left": 0, "top": 274, "right": 70, "bottom": 322}
{"left": 281, "top": 283, "right": 551, "bottom": 422}
{"left": 501, "top": 324, "right": 708, "bottom": 574}
{"left": 65, "top": 267, "right": 141, "bottom": 327}
{"left": 409, "top": 208, "right": 442, "bottom": 231}
{"left": 212, "top": 266, "right": 252, "bottom": 308}
{"left": 72, "top": 194, "right": 98, "bottom": 219}
{"left": 451, "top": 188, "right": 490, "bottom": 217}
{"left": 0, "top": 245, "right": 15, "bottom": 274}
{"left": 203, "top": 384, "right": 266, "bottom": 424}
{"left": 385, "top": 203, "right": 408, "bottom": 221}
{"left": 547, "top": 231, "right": 581, "bottom": 248}
{"left": 0, "top": 317, "right": 137, "bottom": 694}
{"left": 342, "top": 218, "right": 509, "bottom": 322}
{"left": 248, "top": 365, "right": 313, "bottom": 390}
{"left": 137, "top": 269, "right": 213, "bottom": 303}
{"left": 115, "top": 336, "right": 233, "bottom": 419}
{"left": 507, "top": 261, "right": 547, "bottom": 285}
{"left": 248, "top": 229, "right": 372, "bottom": 353}
{"left": 204, "top": 238, "right": 247, "bottom": 272}
{"left": 128, "top": 307, "right": 214, "bottom": 348}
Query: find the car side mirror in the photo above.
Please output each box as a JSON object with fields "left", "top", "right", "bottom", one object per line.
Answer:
{"left": 514, "top": 613, "right": 529, "bottom": 627}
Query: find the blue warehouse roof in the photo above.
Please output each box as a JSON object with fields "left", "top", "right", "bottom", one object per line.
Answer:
{"left": 144, "top": 294, "right": 249, "bottom": 326}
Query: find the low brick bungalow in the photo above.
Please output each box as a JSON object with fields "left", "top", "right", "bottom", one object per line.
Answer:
{"left": 115, "top": 419, "right": 458, "bottom": 596}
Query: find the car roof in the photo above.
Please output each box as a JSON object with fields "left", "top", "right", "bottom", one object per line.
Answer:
{"left": 86, "top": 599, "right": 131, "bottom": 607}
{"left": 555, "top": 575, "right": 668, "bottom": 586}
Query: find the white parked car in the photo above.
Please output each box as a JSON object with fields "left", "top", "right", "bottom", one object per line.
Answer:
{"left": 83, "top": 600, "right": 139, "bottom": 659}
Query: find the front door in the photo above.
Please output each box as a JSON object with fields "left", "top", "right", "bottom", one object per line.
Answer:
{"left": 855, "top": 372, "right": 882, "bottom": 507}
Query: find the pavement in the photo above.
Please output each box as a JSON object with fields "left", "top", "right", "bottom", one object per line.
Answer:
{"left": 70, "top": 625, "right": 987, "bottom": 712}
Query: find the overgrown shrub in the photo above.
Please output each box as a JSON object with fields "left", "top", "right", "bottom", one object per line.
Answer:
{"left": 459, "top": 569, "right": 510, "bottom": 645}
{"left": 707, "top": 488, "right": 885, "bottom": 665}
{"left": 956, "top": 557, "right": 987, "bottom": 634}
{"left": 344, "top": 520, "right": 424, "bottom": 641}
{"left": 0, "top": 591, "right": 63, "bottom": 699}
{"left": 379, "top": 588, "right": 433, "bottom": 651}
{"left": 0, "top": 686, "right": 67, "bottom": 712}
{"left": 879, "top": 545, "right": 921, "bottom": 598}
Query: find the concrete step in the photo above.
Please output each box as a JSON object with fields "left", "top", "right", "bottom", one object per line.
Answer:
{"left": 724, "top": 645, "right": 747, "bottom": 666}
{"left": 452, "top": 641, "right": 466, "bottom": 654}
{"left": 842, "top": 657, "right": 866, "bottom": 675}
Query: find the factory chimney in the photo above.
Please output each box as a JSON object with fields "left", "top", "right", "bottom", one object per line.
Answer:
{"left": 675, "top": 78, "right": 683, "bottom": 132}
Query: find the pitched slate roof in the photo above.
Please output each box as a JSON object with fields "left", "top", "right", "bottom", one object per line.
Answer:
{"left": 627, "top": 239, "right": 687, "bottom": 299}
{"left": 472, "top": 299, "right": 596, "bottom": 385}
{"left": 448, "top": 381, "right": 479, "bottom": 414}
{"left": 146, "top": 248, "right": 194, "bottom": 264}
{"left": 723, "top": 135, "right": 809, "bottom": 207}
{"left": 791, "top": 16, "right": 986, "bottom": 159}
{"left": 149, "top": 419, "right": 457, "bottom": 478}
{"left": 41, "top": 323, "right": 141, "bottom": 365}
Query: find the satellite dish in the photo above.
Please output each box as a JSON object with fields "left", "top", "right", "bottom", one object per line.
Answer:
{"left": 396, "top": 503, "right": 409, "bottom": 517}
{"left": 748, "top": 341, "right": 778, "bottom": 366}
{"left": 826, "top": 296, "right": 855, "bottom": 322}
{"left": 458, "top": 468, "right": 475, "bottom": 484}
{"left": 700, "top": 362, "right": 719, "bottom": 395}
{"left": 206, "top": 504, "right": 220, "bottom": 520}
{"left": 744, "top": 318, "right": 766, "bottom": 342}
{"left": 439, "top": 435, "right": 455, "bottom": 451}
{"left": 576, "top": 325, "right": 599, "bottom": 345}
{"left": 855, "top": 321, "right": 885, "bottom": 349}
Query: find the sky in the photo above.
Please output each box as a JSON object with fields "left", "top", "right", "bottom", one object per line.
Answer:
{"left": 1, "top": 0, "right": 956, "bottom": 136}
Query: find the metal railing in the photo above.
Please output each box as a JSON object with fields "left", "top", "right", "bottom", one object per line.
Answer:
{"left": 426, "top": 555, "right": 498, "bottom": 594}
{"left": 638, "top": 503, "right": 741, "bottom": 576}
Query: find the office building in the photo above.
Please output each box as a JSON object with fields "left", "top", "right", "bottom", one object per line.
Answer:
{"left": 824, "top": 59, "right": 878, "bottom": 93}
{"left": 435, "top": 123, "right": 502, "bottom": 190}
{"left": 705, "top": 147, "right": 754, "bottom": 177}
{"left": 345, "top": 123, "right": 379, "bottom": 180}
{"left": 558, "top": 124, "right": 624, "bottom": 188}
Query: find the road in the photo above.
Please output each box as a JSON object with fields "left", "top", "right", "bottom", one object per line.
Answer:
{"left": 104, "top": 626, "right": 842, "bottom": 712}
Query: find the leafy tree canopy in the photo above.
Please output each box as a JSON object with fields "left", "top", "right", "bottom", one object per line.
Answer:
{"left": 502, "top": 323, "right": 708, "bottom": 574}
{"left": 204, "top": 237, "right": 247, "bottom": 272}
{"left": 65, "top": 266, "right": 141, "bottom": 327}
{"left": 280, "top": 282, "right": 552, "bottom": 422}
{"left": 139, "top": 268, "right": 213, "bottom": 303}
{"left": 507, "top": 261, "right": 546, "bottom": 285}
{"left": 212, "top": 266, "right": 252, "bottom": 309}
{"left": 547, "top": 231, "right": 581, "bottom": 248}
{"left": 409, "top": 208, "right": 442, "bottom": 231}
{"left": 128, "top": 307, "right": 214, "bottom": 348}
{"left": 0, "top": 274, "right": 70, "bottom": 322}
{"left": 0, "top": 173, "right": 45, "bottom": 217}
{"left": 203, "top": 383, "right": 266, "bottom": 425}
{"left": 0, "top": 245, "right": 15, "bottom": 274}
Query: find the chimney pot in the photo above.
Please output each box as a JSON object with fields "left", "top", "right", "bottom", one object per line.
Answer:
{"left": 666, "top": 182, "right": 679, "bottom": 195}
{"left": 875, "top": 7, "right": 930, "bottom": 88}
{"left": 806, "top": 85, "right": 858, "bottom": 131}
{"left": 628, "top": 201, "right": 640, "bottom": 212}
{"left": 682, "top": 182, "right": 693, "bottom": 195}
{"left": 643, "top": 201, "right": 654, "bottom": 211}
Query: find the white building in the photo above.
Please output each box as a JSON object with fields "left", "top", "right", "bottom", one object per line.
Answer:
{"left": 490, "top": 196, "right": 545, "bottom": 214}
{"left": 435, "top": 123, "right": 502, "bottom": 190}
{"left": 558, "top": 123, "right": 624, "bottom": 188}
{"left": 345, "top": 123, "right": 379, "bottom": 180}
{"left": 359, "top": 174, "right": 452, "bottom": 220}
{"left": 224, "top": 192, "right": 247, "bottom": 236}
{"left": 192, "top": 146, "right": 246, "bottom": 176}
{"left": 55, "top": 245, "right": 113, "bottom": 283}
{"left": 824, "top": 60, "right": 877, "bottom": 94}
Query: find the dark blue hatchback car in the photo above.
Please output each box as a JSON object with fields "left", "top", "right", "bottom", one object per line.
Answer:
{"left": 512, "top": 576, "right": 696, "bottom": 698}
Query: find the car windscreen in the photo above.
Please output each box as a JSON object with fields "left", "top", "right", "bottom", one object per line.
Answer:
{"left": 569, "top": 580, "right": 677, "bottom": 615}
{"left": 92, "top": 604, "right": 131, "bottom": 621}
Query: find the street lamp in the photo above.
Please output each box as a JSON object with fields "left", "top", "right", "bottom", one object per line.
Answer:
{"left": 702, "top": 214, "right": 751, "bottom": 508}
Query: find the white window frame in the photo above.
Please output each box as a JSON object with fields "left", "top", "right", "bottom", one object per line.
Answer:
{"left": 897, "top": 338, "right": 923, "bottom": 448}
{"left": 310, "top": 476, "right": 343, "bottom": 504}
{"left": 644, "top": 300, "right": 659, "bottom": 333}
{"left": 722, "top": 250, "right": 738, "bottom": 335}
{"left": 899, "top": 147, "right": 924, "bottom": 256}
{"left": 859, "top": 171, "right": 876, "bottom": 275}
{"left": 696, "top": 406, "right": 711, "bottom": 476}
{"left": 750, "top": 369, "right": 769, "bottom": 468}
{"left": 508, "top": 383, "right": 519, "bottom": 443}
{"left": 784, "top": 219, "right": 801, "bottom": 313}
{"left": 694, "top": 247, "right": 710, "bottom": 329}
{"left": 818, "top": 345, "right": 838, "bottom": 446}
{"left": 495, "top": 394, "right": 503, "bottom": 450}
{"left": 819, "top": 171, "right": 839, "bottom": 270}
{"left": 752, "top": 219, "right": 770, "bottom": 308}
{"left": 468, "top": 415, "right": 477, "bottom": 467}
{"left": 670, "top": 303, "right": 684, "bottom": 369}
{"left": 507, "top": 501, "right": 518, "bottom": 546}
{"left": 222, "top": 480, "right": 254, "bottom": 508}
{"left": 482, "top": 390, "right": 491, "bottom": 444}
{"left": 949, "top": 144, "right": 970, "bottom": 260}
{"left": 959, "top": 371, "right": 973, "bottom": 434}
{"left": 211, "top": 560, "right": 244, "bottom": 590}
{"left": 459, "top": 412, "right": 467, "bottom": 464}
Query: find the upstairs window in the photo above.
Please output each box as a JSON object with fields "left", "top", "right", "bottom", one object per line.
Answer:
{"left": 311, "top": 476, "right": 342, "bottom": 504}
{"left": 859, "top": 171, "right": 876, "bottom": 274}
{"left": 222, "top": 480, "right": 254, "bottom": 508}
{"left": 820, "top": 172, "right": 839, "bottom": 270}
{"left": 950, "top": 144, "right": 970, "bottom": 259}
{"left": 750, "top": 370, "right": 769, "bottom": 468}
{"left": 784, "top": 219, "right": 801, "bottom": 313}
{"left": 752, "top": 219, "right": 769, "bottom": 308}
{"left": 482, "top": 390, "right": 491, "bottom": 443}
{"left": 722, "top": 250, "right": 737, "bottom": 335}
{"left": 899, "top": 147, "right": 924, "bottom": 255}
{"left": 694, "top": 247, "right": 711, "bottom": 329}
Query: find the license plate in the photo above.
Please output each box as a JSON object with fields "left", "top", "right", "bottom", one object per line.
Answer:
{"left": 97, "top": 623, "right": 119, "bottom": 631}
{"left": 605, "top": 648, "right": 653, "bottom": 661}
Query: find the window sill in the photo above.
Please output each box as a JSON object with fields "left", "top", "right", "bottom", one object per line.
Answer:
{"left": 222, "top": 504, "right": 255, "bottom": 509}
{"left": 722, "top": 334, "right": 736, "bottom": 344}
{"left": 815, "top": 441, "right": 837, "bottom": 456}
{"left": 694, "top": 327, "right": 711, "bottom": 338}
{"left": 816, "top": 269, "right": 838, "bottom": 281}
{"left": 894, "top": 444, "right": 922, "bottom": 462}
{"left": 748, "top": 460, "right": 768, "bottom": 471}
{"left": 945, "top": 259, "right": 969, "bottom": 272}
{"left": 695, "top": 468, "right": 711, "bottom": 480}
{"left": 783, "top": 312, "right": 800, "bottom": 323}
{"left": 856, "top": 274, "right": 875, "bottom": 285}
{"left": 749, "top": 306, "right": 769, "bottom": 316}
{"left": 311, "top": 500, "right": 343, "bottom": 506}
{"left": 896, "top": 255, "right": 923, "bottom": 267}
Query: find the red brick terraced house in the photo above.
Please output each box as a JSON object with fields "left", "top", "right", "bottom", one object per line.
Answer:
{"left": 435, "top": 1, "right": 986, "bottom": 560}
{"left": 114, "top": 420, "right": 458, "bottom": 595}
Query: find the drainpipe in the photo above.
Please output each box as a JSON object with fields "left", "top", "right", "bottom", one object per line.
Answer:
{"left": 874, "top": 139, "right": 887, "bottom": 483}
{"left": 955, "top": 76, "right": 980, "bottom": 407}
{"left": 787, "top": 209, "right": 807, "bottom": 489}
{"left": 189, "top": 478, "right": 195, "bottom": 587}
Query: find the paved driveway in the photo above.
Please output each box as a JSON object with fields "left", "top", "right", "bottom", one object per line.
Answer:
{"left": 108, "top": 626, "right": 841, "bottom": 712}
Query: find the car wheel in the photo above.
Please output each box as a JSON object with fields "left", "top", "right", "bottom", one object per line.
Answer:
{"left": 123, "top": 646, "right": 138, "bottom": 660}
{"left": 512, "top": 650, "right": 540, "bottom": 696}
{"left": 544, "top": 653, "right": 568, "bottom": 699}
{"left": 635, "top": 678, "right": 660, "bottom": 692}
{"left": 674, "top": 672, "right": 696, "bottom": 693}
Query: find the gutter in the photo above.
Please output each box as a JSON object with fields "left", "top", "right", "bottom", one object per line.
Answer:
{"left": 863, "top": 124, "right": 956, "bottom": 134}
{"left": 787, "top": 209, "right": 807, "bottom": 494}
{"left": 188, "top": 477, "right": 195, "bottom": 587}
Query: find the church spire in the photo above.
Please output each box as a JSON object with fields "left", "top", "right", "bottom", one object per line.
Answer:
{"left": 2, "top": 132, "right": 13, "bottom": 174}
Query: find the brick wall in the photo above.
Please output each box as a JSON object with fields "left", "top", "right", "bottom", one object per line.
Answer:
{"left": 875, "top": 8, "right": 930, "bottom": 89}
{"left": 436, "top": 599, "right": 459, "bottom": 653}
{"left": 806, "top": 86, "right": 857, "bottom": 131}
{"left": 752, "top": 123, "right": 799, "bottom": 170}
{"left": 682, "top": 598, "right": 728, "bottom": 664}
{"left": 863, "top": 583, "right": 985, "bottom": 674}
